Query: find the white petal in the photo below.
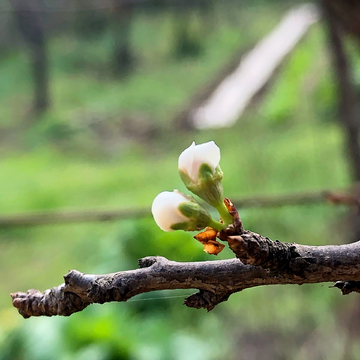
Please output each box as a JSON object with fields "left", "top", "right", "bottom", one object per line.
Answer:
{"left": 151, "top": 191, "right": 189, "bottom": 231}
{"left": 194, "top": 141, "right": 220, "bottom": 171}
{"left": 178, "top": 141, "right": 221, "bottom": 182}
{"left": 178, "top": 142, "right": 195, "bottom": 177}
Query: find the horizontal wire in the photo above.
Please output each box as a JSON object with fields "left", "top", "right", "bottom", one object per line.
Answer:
{"left": 127, "top": 292, "right": 193, "bottom": 302}
{"left": 0, "top": 187, "right": 350, "bottom": 227}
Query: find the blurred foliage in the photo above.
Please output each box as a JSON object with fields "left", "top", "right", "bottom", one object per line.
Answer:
{"left": 1, "top": 1, "right": 360, "bottom": 359}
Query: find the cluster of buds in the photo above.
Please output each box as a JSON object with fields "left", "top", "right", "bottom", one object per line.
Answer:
{"left": 151, "top": 141, "right": 233, "bottom": 235}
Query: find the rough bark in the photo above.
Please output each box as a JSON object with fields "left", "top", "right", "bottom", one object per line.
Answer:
{"left": 11, "top": 228, "right": 360, "bottom": 319}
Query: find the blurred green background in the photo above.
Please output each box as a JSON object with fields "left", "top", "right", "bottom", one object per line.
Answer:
{"left": 1, "top": 0, "right": 360, "bottom": 359}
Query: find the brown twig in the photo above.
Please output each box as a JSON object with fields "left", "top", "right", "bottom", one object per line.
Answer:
{"left": 11, "top": 229, "right": 360, "bottom": 318}
{"left": 325, "top": 191, "right": 360, "bottom": 213}
{"left": 11, "top": 194, "right": 360, "bottom": 319}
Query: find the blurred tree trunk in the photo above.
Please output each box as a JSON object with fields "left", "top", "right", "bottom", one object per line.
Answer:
{"left": 10, "top": 0, "right": 49, "bottom": 117}
{"left": 322, "top": 1, "right": 360, "bottom": 182}
{"left": 323, "top": 7, "right": 360, "bottom": 354}
{"left": 324, "top": 0, "right": 360, "bottom": 40}
{"left": 172, "top": 0, "right": 212, "bottom": 60}
{"left": 172, "top": 11, "right": 201, "bottom": 59}
{"left": 111, "top": 1, "right": 134, "bottom": 78}
{"left": 172, "top": 0, "right": 213, "bottom": 131}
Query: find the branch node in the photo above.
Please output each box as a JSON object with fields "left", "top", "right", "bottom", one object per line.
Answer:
{"left": 138, "top": 256, "right": 167, "bottom": 268}
{"left": 227, "top": 230, "right": 294, "bottom": 271}
{"left": 184, "top": 289, "right": 231, "bottom": 312}
{"left": 64, "top": 270, "right": 83, "bottom": 285}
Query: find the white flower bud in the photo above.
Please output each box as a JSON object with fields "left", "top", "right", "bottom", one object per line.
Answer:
{"left": 178, "top": 141, "right": 220, "bottom": 184}
{"left": 177, "top": 141, "right": 233, "bottom": 226}
{"left": 151, "top": 191, "right": 189, "bottom": 231}
{"left": 151, "top": 190, "right": 213, "bottom": 232}
{"left": 178, "top": 141, "right": 224, "bottom": 209}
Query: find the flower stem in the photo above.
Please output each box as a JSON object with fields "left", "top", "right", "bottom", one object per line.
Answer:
{"left": 215, "top": 201, "right": 233, "bottom": 227}
{"left": 208, "top": 218, "right": 226, "bottom": 232}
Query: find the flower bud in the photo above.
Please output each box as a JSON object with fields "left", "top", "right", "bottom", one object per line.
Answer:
{"left": 178, "top": 141, "right": 224, "bottom": 208}
{"left": 151, "top": 191, "right": 213, "bottom": 232}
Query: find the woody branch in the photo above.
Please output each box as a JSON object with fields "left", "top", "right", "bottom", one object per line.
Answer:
{"left": 11, "top": 228, "right": 360, "bottom": 319}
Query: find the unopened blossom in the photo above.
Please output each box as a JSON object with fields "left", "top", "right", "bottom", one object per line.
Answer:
{"left": 178, "top": 141, "right": 220, "bottom": 184}
{"left": 151, "top": 190, "right": 216, "bottom": 232}
{"left": 178, "top": 141, "right": 224, "bottom": 207}
{"left": 178, "top": 141, "right": 233, "bottom": 226}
